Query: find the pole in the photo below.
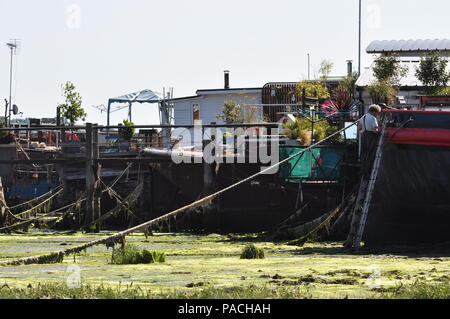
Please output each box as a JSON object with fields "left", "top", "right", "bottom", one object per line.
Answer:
{"left": 84, "top": 123, "right": 94, "bottom": 231}
{"left": 3, "top": 99, "right": 8, "bottom": 126}
{"left": 358, "top": 0, "right": 362, "bottom": 76}
{"left": 8, "top": 46, "right": 13, "bottom": 127}
{"left": 92, "top": 124, "right": 101, "bottom": 232}
{"left": 307, "top": 53, "right": 310, "bottom": 80}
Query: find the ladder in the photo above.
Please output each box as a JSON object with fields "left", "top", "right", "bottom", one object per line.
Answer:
{"left": 346, "top": 123, "right": 387, "bottom": 249}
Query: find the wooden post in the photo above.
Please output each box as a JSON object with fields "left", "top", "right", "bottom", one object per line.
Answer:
{"left": 84, "top": 123, "right": 95, "bottom": 231}
{"left": 202, "top": 129, "right": 219, "bottom": 231}
{"left": 93, "top": 124, "right": 101, "bottom": 232}
{"left": 149, "top": 166, "right": 154, "bottom": 219}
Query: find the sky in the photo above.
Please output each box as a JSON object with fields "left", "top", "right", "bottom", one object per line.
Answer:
{"left": 0, "top": 0, "right": 449, "bottom": 125}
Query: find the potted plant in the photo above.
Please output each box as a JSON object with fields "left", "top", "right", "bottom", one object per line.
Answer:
{"left": 282, "top": 119, "right": 311, "bottom": 146}
{"left": 118, "top": 119, "right": 135, "bottom": 151}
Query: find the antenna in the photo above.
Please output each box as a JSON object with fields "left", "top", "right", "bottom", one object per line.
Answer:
{"left": 6, "top": 39, "right": 21, "bottom": 55}
{"left": 6, "top": 39, "right": 21, "bottom": 126}
{"left": 92, "top": 104, "right": 107, "bottom": 114}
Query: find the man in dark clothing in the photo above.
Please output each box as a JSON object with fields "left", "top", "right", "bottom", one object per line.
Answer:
{"left": 358, "top": 104, "right": 381, "bottom": 176}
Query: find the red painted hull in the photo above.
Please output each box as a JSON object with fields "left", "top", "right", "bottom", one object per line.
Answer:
{"left": 386, "top": 128, "right": 450, "bottom": 146}
{"left": 383, "top": 110, "right": 450, "bottom": 146}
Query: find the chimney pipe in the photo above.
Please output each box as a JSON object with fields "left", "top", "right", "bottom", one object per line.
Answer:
{"left": 347, "top": 60, "right": 353, "bottom": 76}
{"left": 224, "top": 70, "right": 230, "bottom": 89}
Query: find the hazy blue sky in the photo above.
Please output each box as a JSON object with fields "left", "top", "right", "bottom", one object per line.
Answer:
{"left": 0, "top": 0, "right": 448, "bottom": 125}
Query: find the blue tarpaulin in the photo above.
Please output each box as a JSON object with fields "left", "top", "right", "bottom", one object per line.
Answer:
{"left": 8, "top": 180, "right": 58, "bottom": 199}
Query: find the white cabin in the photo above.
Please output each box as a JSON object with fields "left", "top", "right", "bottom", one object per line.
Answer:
{"left": 173, "top": 87, "right": 262, "bottom": 126}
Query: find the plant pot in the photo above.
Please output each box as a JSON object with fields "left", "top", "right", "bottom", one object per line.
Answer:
{"left": 285, "top": 139, "right": 302, "bottom": 147}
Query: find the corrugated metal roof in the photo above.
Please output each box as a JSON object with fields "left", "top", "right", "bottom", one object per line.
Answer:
{"left": 356, "top": 59, "right": 450, "bottom": 87}
{"left": 367, "top": 39, "right": 450, "bottom": 53}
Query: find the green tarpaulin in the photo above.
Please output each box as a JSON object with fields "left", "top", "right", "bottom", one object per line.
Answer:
{"left": 279, "top": 146, "right": 345, "bottom": 181}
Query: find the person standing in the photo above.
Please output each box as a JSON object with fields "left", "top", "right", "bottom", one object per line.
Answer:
{"left": 358, "top": 104, "right": 381, "bottom": 175}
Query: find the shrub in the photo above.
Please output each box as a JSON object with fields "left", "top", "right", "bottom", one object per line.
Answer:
{"left": 372, "top": 53, "right": 407, "bottom": 85}
{"left": 367, "top": 80, "right": 398, "bottom": 105}
{"left": 297, "top": 81, "right": 330, "bottom": 99}
{"left": 217, "top": 100, "right": 243, "bottom": 124}
{"left": 111, "top": 245, "right": 166, "bottom": 264}
{"left": 283, "top": 120, "right": 311, "bottom": 145}
{"left": 415, "top": 52, "right": 449, "bottom": 91}
{"left": 118, "top": 120, "right": 135, "bottom": 140}
{"left": 384, "top": 280, "right": 450, "bottom": 299}
{"left": 240, "top": 244, "right": 265, "bottom": 259}
{"left": 283, "top": 118, "right": 343, "bottom": 145}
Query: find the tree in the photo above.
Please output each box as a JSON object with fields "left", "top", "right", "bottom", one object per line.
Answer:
{"left": 217, "top": 100, "right": 243, "bottom": 124}
{"left": 372, "top": 53, "right": 407, "bottom": 85}
{"left": 58, "top": 81, "right": 86, "bottom": 125}
{"left": 297, "top": 80, "right": 330, "bottom": 99}
{"left": 338, "top": 72, "right": 359, "bottom": 94}
{"left": 368, "top": 53, "right": 407, "bottom": 105}
{"left": 415, "top": 53, "right": 449, "bottom": 93}
{"left": 319, "top": 59, "right": 334, "bottom": 80}
{"left": 119, "top": 119, "right": 135, "bottom": 140}
{"left": 367, "top": 79, "right": 398, "bottom": 105}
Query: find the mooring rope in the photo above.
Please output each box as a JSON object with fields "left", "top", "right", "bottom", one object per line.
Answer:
{"left": 0, "top": 119, "right": 363, "bottom": 265}
{"left": 99, "top": 179, "right": 144, "bottom": 223}
{"left": 0, "top": 163, "right": 135, "bottom": 232}
{"left": 0, "top": 196, "right": 85, "bottom": 233}
{"left": 11, "top": 188, "right": 63, "bottom": 217}
{"left": 9, "top": 186, "right": 62, "bottom": 210}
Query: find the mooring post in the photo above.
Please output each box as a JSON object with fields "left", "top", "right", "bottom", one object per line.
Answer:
{"left": 202, "top": 128, "right": 219, "bottom": 231}
{"left": 93, "top": 124, "right": 101, "bottom": 232}
{"left": 84, "top": 123, "right": 95, "bottom": 231}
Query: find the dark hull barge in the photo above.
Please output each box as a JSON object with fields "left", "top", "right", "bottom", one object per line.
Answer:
{"left": 364, "top": 110, "right": 450, "bottom": 245}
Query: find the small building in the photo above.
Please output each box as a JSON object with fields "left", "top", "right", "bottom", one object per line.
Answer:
{"left": 173, "top": 72, "right": 262, "bottom": 126}
{"left": 356, "top": 38, "right": 450, "bottom": 109}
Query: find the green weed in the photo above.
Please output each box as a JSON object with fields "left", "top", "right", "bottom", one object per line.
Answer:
{"left": 240, "top": 244, "right": 265, "bottom": 259}
{"left": 111, "top": 245, "right": 165, "bottom": 265}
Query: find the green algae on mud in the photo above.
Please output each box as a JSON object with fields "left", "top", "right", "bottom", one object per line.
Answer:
{"left": 1, "top": 231, "right": 450, "bottom": 298}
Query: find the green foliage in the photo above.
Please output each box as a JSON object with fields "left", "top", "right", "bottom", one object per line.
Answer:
{"left": 118, "top": 120, "right": 135, "bottom": 140}
{"left": 319, "top": 59, "right": 334, "bottom": 80}
{"left": 384, "top": 280, "right": 450, "bottom": 299}
{"left": 283, "top": 120, "right": 311, "bottom": 145}
{"left": 312, "top": 119, "right": 342, "bottom": 143}
{"left": 240, "top": 244, "right": 265, "bottom": 259}
{"left": 372, "top": 53, "right": 407, "bottom": 85}
{"left": 0, "top": 122, "right": 7, "bottom": 138}
{"left": 57, "top": 81, "right": 86, "bottom": 125}
{"left": 435, "top": 86, "right": 450, "bottom": 95}
{"left": 0, "top": 282, "right": 310, "bottom": 299}
{"left": 338, "top": 72, "right": 359, "bottom": 94}
{"left": 297, "top": 81, "right": 330, "bottom": 99}
{"left": 243, "top": 105, "right": 261, "bottom": 123}
{"left": 283, "top": 118, "right": 343, "bottom": 145}
{"left": 369, "top": 53, "right": 407, "bottom": 106}
{"left": 415, "top": 53, "right": 449, "bottom": 92}
{"left": 367, "top": 79, "right": 398, "bottom": 105}
{"left": 111, "top": 244, "right": 165, "bottom": 264}
{"left": 217, "top": 100, "right": 243, "bottom": 124}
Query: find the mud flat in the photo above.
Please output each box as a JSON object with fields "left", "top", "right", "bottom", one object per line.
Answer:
{"left": 1, "top": 231, "right": 450, "bottom": 298}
